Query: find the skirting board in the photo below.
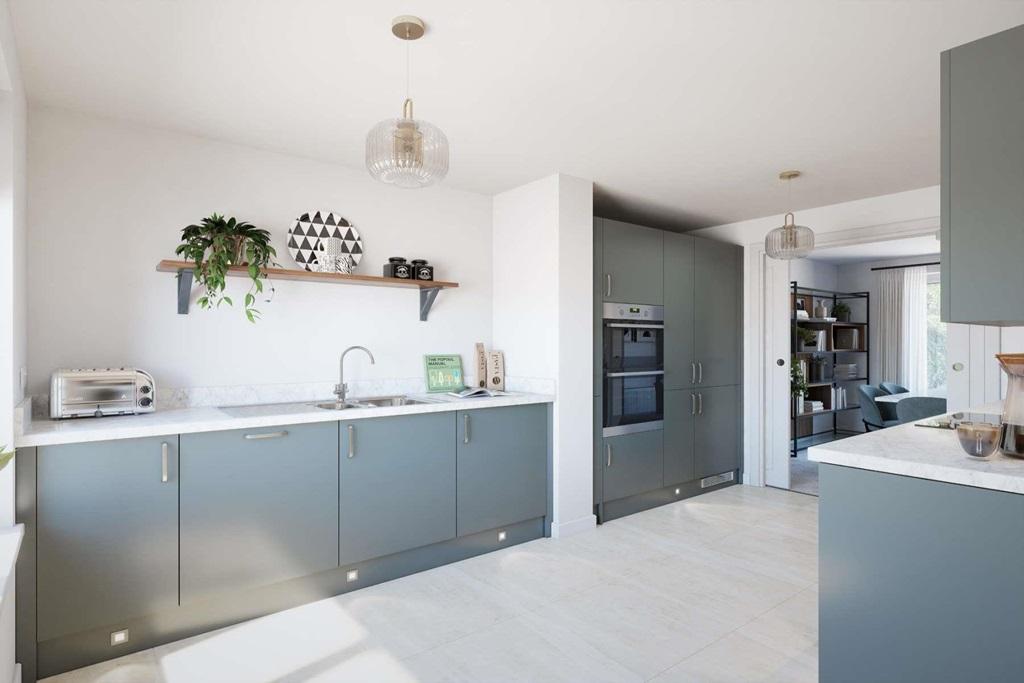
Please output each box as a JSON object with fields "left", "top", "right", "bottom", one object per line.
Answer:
{"left": 598, "top": 472, "right": 739, "bottom": 523}
{"left": 550, "top": 514, "right": 597, "bottom": 538}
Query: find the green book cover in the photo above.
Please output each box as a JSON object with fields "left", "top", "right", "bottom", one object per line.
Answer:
{"left": 424, "top": 354, "right": 465, "bottom": 393}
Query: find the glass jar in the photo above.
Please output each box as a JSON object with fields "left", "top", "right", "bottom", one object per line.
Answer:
{"left": 997, "top": 354, "right": 1024, "bottom": 457}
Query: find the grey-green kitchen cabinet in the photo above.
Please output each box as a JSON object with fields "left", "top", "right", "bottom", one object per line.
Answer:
{"left": 601, "top": 218, "right": 664, "bottom": 305}
{"left": 664, "top": 232, "right": 696, "bottom": 390}
{"left": 594, "top": 218, "right": 605, "bottom": 396}
{"left": 663, "top": 390, "right": 695, "bottom": 485}
{"left": 340, "top": 413, "right": 456, "bottom": 564}
{"left": 456, "top": 405, "right": 548, "bottom": 536}
{"left": 941, "top": 23, "right": 1024, "bottom": 325}
{"left": 602, "top": 429, "right": 664, "bottom": 502}
{"left": 694, "top": 385, "right": 741, "bottom": 479}
{"left": 179, "top": 423, "right": 339, "bottom": 603}
{"left": 36, "top": 437, "right": 179, "bottom": 641}
{"left": 694, "top": 238, "right": 741, "bottom": 387}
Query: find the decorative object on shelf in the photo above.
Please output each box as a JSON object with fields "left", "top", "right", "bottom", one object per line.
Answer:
{"left": 366, "top": 15, "right": 449, "bottom": 189}
{"left": 383, "top": 257, "right": 413, "bottom": 279}
{"left": 796, "top": 326, "right": 819, "bottom": 351}
{"left": 174, "top": 213, "right": 276, "bottom": 322}
{"left": 791, "top": 362, "right": 808, "bottom": 415}
{"left": 487, "top": 350, "right": 506, "bottom": 391}
{"left": 765, "top": 170, "right": 815, "bottom": 260}
{"left": 474, "top": 343, "right": 488, "bottom": 388}
{"left": 424, "top": 354, "right": 464, "bottom": 392}
{"left": 813, "top": 299, "right": 829, "bottom": 319}
{"left": 287, "top": 211, "right": 362, "bottom": 272}
{"left": 795, "top": 309, "right": 809, "bottom": 320}
{"left": 833, "top": 300, "right": 851, "bottom": 322}
{"left": 411, "top": 259, "right": 434, "bottom": 281}
{"left": 315, "top": 238, "right": 356, "bottom": 274}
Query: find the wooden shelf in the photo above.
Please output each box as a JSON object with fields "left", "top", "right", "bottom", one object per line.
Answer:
{"left": 157, "top": 259, "right": 459, "bottom": 321}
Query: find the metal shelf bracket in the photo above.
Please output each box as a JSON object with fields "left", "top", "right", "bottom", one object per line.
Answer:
{"left": 419, "top": 287, "right": 441, "bottom": 321}
{"left": 177, "top": 268, "right": 194, "bottom": 315}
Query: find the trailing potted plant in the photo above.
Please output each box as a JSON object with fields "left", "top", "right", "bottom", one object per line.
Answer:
{"left": 796, "top": 326, "right": 819, "bottom": 352}
{"left": 791, "top": 363, "right": 808, "bottom": 414}
{"left": 833, "top": 300, "right": 851, "bottom": 323}
{"left": 175, "top": 214, "right": 277, "bottom": 322}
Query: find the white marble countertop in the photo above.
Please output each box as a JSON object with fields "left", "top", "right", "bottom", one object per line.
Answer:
{"left": 808, "top": 402, "right": 1024, "bottom": 494}
{"left": 15, "top": 392, "right": 554, "bottom": 448}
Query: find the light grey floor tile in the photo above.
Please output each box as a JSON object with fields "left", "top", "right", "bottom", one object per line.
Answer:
{"left": 42, "top": 485, "right": 820, "bottom": 683}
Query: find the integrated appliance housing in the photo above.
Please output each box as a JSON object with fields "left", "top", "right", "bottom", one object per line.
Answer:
{"left": 602, "top": 303, "right": 664, "bottom": 436}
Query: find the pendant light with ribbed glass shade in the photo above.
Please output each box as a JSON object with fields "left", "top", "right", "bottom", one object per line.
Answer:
{"left": 366, "top": 16, "right": 449, "bottom": 189}
{"left": 765, "top": 171, "right": 814, "bottom": 260}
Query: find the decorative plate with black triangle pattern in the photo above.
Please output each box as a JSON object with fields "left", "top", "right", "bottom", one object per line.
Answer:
{"left": 286, "top": 211, "right": 363, "bottom": 271}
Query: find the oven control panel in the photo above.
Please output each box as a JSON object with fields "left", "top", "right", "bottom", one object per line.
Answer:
{"left": 602, "top": 303, "right": 665, "bottom": 322}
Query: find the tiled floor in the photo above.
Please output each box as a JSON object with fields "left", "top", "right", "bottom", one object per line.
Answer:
{"left": 42, "top": 485, "right": 819, "bottom": 683}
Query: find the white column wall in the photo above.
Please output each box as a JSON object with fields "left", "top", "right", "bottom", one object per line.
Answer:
{"left": 493, "top": 174, "right": 595, "bottom": 537}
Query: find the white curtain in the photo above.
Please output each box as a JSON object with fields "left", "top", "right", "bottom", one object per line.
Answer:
{"left": 875, "top": 266, "right": 928, "bottom": 393}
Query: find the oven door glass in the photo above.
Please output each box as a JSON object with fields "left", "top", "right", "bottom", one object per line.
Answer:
{"left": 603, "top": 324, "right": 664, "bottom": 374}
{"left": 603, "top": 373, "right": 664, "bottom": 429}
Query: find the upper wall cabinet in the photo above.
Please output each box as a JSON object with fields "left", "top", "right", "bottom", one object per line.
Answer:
{"left": 942, "top": 24, "right": 1024, "bottom": 325}
{"left": 601, "top": 219, "right": 664, "bottom": 305}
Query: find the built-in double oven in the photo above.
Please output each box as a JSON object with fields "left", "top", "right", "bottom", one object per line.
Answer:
{"left": 602, "top": 303, "right": 664, "bottom": 436}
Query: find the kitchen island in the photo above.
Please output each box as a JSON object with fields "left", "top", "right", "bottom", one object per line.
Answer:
{"left": 809, "top": 407, "right": 1024, "bottom": 683}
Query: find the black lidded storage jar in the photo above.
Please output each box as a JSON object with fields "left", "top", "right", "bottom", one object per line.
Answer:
{"left": 384, "top": 257, "right": 412, "bottom": 279}
{"left": 411, "top": 259, "right": 434, "bottom": 281}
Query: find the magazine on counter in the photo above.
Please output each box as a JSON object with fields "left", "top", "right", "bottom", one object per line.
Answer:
{"left": 447, "top": 387, "right": 508, "bottom": 399}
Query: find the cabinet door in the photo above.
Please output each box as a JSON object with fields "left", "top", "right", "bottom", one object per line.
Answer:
{"left": 37, "top": 437, "right": 179, "bottom": 641}
{"left": 694, "top": 385, "right": 741, "bottom": 479}
{"left": 664, "top": 232, "right": 695, "bottom": 390}
{"left": 943, "top": 25, "right": 1024, "bottom": 324}
{"left": 340, "top": 413, "right": 456, "bottom": 565}
{"left": 457, "top": 405, "right": 548, "bottom": 537}
{"left": 694, "top": 238, "right": 741, "bottom": 387}
{"left": 602, "top": 219, "right": 664, "bottom": 304}
{"left": 180, "top": 423, "right": 338, "bottom": 603}
{"left": 594, "top": 218, "right": 604, "bottom": 396}
{"left": 602, "top": 429, "right": 663, "bottom": 502}
{"left": 664, "top": 390, "right": 695, "bottom": 486}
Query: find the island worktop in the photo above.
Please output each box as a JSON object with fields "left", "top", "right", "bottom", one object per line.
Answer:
{"left": 807, "top": 402, "right": 1024, "bottom": 493}
{"left": 15, "top": 391, "right": 554, "bottom": 448}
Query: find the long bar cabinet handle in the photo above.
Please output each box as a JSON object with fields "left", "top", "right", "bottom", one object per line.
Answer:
{"left": 464, "top": 414, "right": 471, "bottom": 444}
{"left": 606, "top": 443, "right": 612, "bottom": 467}
{"left": 244, "top": 431, "right": 288, "bottom": 440}
{"left": 161, "top": 442, "right": 169, "bottom": 483}
{"left": 348, "top": 424, "right": 355, "bottom": 458}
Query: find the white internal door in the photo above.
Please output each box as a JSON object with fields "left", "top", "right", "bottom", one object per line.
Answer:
{"left": 764, "top": 255, "right": 791, "bottom": 489}
{"left": 946, "top": 323, "right": 1002, "bottom": 412}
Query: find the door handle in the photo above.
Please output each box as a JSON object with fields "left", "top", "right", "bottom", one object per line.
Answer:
{"left": 698, "top": 392, "right": 704, "bottom": 416}
{"left": 605, "top": 274, "right": 612, "bottom": 297}
{"left": 244, "top": 431, "right": 288, "bottom": 440}
{"left": 952, "top": 362, "right": 965, "bottom": 372}
{"left": 691, "top": 362, "right": 696, "bottom": 385}
{"left": 605, "top": 370, "right": 665, "bottom": 378}
{"left": 691, "top": 393, "right": 696, "bottom": 416}
{"left": 464, "top": 414, "right": 470, "bottom": 444}
{"left": 347, "top": 424, "right": 355, "bottom": 458}
{"left": 698, "top": 362, "right": 703, "bottom": 384}
{"left": 606, "top": 443, "right": 612, "bottom": 467}
{"left": 161, "top": 442, "right": 169, "bottom": 483}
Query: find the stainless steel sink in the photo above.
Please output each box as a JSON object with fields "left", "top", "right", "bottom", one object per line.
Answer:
{"left": 314, "top": 395, "right": 432, "bottom": 410}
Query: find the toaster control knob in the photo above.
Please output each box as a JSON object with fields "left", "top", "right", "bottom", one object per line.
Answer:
{"left": 139, "top": 397, "right": 152, "bottom": 407}
{"left": 140, "top": 385, "right": 151, "bottom": 394}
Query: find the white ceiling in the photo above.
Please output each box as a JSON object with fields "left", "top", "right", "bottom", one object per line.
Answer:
{"left": 11, "top": 1, "right": 1024, "bottom": 229}
{"left": 807, "top": 235, "right": 940, "bottom": 265}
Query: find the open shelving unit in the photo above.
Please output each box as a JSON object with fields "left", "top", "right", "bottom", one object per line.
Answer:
{"left": 157, "top": 259, "right": 459, "bottom": 321}
{"left": 791, "top": 283, "right": 870, "bottom": 456}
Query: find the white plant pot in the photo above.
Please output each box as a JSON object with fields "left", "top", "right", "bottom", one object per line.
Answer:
{"left": 795, "top": 395, "right": 805, "bottom": 414}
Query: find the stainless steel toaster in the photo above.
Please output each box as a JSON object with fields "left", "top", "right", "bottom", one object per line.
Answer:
{"left": 50, "top": 368, "right": 156, "bottom": 419}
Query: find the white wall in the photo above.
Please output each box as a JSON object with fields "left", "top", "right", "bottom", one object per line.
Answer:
{"left": 493, "top": 174, "right": 595, "bottom": 538}
{"left": 27, "top": 107, "right": 494, "bottom": 395}
{"left": 790, "top": 258, "right": 838, "bottom": 293}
